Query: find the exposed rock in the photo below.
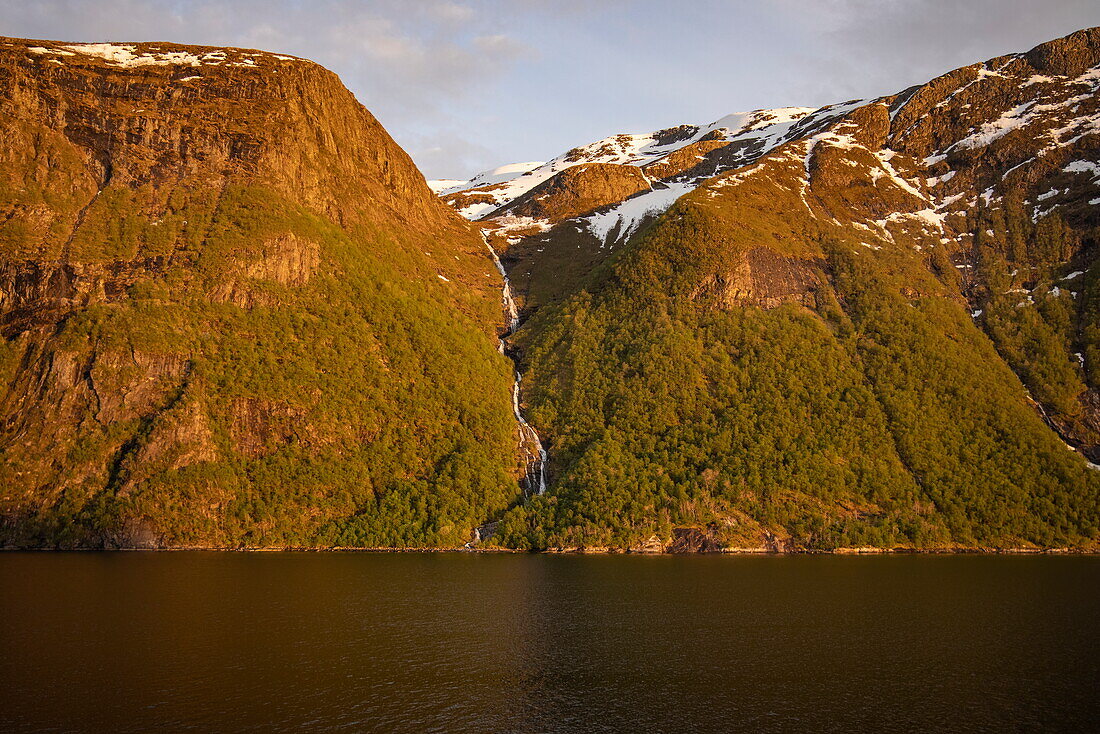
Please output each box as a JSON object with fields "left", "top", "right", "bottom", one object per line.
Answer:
{"left": 228, "top": 396, "right": 309, "bottom": 458}
{"left": 0, "top": 258, "right": 170, "bottom": 337}
{"left": 474, "top": 520, "right": 499, "bottom": 543}
{"left": 762, "top": 531, "right": 793, "bottom": 554}
{"left": 0, "top": 37, "right": 455, "bottom": 234}
{"left": 642, "top": 139, "right": 735, "bottom": 180}
{"left": 440, "top": 187, "right": 505, "bottom": 214}
{"left": 492, "top": 162, "right": 651, "bottom": 222}
{"left": 109, "top": 516, "right": 162, "bottom": 549}
{"left": 667, "top": 526, "right": 723, "bottom": 553}
{"left": 1026, "top": 26, "right": 1100, "bottom": 76}
{"left": 693, "top": 248, "right": 827, "bottom": 310}
{"left": 210, "top": 232, "right": 320, "bottom": 307}
{"left": 123, "top": 397, "right": 218, "bottom": 480}
{"left": 630, "top": 534, "right": 664, "bottom": 553}
{"left": 652, "top": 124, "right": 700, "bottom": 147}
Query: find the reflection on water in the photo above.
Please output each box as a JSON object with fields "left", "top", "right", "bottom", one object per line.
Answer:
{"left": 2, "top": 553, "right": 1098, "bottom": 732}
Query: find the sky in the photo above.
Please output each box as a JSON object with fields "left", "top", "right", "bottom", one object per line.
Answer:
{"left": 2, "top": 0, "right": 1098, "bottom": 180}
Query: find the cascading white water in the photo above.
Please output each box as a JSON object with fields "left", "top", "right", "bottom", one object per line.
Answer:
{"left": 484, "top": 234, "right": 548, "bottom": 496}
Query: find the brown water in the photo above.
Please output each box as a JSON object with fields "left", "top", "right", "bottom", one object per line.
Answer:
{"left": 1, "top": 553, "right": 1098, "bottom": 733}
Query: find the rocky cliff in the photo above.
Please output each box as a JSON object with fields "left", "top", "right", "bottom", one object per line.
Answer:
{"left": 0, "top": 38, "right": 520, "bottom": 549}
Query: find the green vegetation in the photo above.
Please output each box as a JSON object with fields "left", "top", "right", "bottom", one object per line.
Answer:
{"left": 970, "top": 200, "right": 1100, "bottom": 446}
{"left": 495, "top": 178, "right": 1100, "bottom": 551}
{"left": 5, "top": 56, "right": 1100, "bottom": 554}
{"left": 1, "top": 182, "right": 522, "bottom": 548}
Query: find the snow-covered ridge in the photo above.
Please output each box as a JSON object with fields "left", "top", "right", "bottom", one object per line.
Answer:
{"left": 434, "top": 106, "right": 817, "bottom": 221}
{"left": 21, "top": 42, "right": 298, "bottom": 69}
{"left": 427, "top": 179, "right": 466, "bottom": 194}
{"left": 433, "top": 162, "right": 545, "bottom": 195}
{"left": 439, "top": 47, "right": 1100, "bottom": 251}
{"left": 564, "top": 100, "right": 878, "bottom": 246}
{"left": 945, "top": 64, "right": 1100, "bottom": 155}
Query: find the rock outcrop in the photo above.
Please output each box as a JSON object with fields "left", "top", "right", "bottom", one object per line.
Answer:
{"left": 491, "top": 162, "right": 651, "bottom": 222}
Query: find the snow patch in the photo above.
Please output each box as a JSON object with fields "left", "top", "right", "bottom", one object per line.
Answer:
{"left": 493, "top": 216, "right": 553, "bottom": 236}
{"left": 1022, "top": 74, "right": 1056, "bottom": 86}
{"left": 585, "top": 182, "right": 696, "bottom": 246}
{"left": 1064, "top": 160, "right": 1100, "bottom": 178}
{"left": 427, "top": 179, "right": 465, "bottom": 194}
{"left": 28, "top": 46, "right": 75, "bottom": 56}
{"left": 926, "top": 169, "right": 956, "bottom": 186}
{"left": 53, "top": 43, "right": 290, "bottom": 69}
{"left": 952, "top": 102, "right": 1036, "bottom": 150}
{"left": 436, "top": 106, "right": 820, "bottom": 219}
{"left": 63, "top": 43, "right": 202, "bottom": 67}
{"left": 873, "top": 151, "right": 927, "bottom": 201}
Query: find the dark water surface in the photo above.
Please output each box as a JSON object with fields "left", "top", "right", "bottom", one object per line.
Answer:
{"left": 2, "top": 553, "right": 1098, "bottom": 733}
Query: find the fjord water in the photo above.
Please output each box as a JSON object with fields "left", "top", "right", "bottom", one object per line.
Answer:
{"left": 2, "top": 554, "right": 1098, "bottom": 733}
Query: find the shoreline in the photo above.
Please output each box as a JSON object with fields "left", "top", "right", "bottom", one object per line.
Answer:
{"left": 2, "top": 545, "right": 1097, "bottom": 555}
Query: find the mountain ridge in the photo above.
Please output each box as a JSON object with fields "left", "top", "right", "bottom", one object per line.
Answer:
{"left": 432, "top": 27, "right": 1100, "bottom": 551}
{"left": 1, "top": 28, "right": 1099, "bottom": 551}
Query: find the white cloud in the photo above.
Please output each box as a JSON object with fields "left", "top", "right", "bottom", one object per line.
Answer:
{"left": 431, "top": 2, "right": 476, "bottom": 23}
{"left": 473, "top": 33, "right": 525, "bottom": 56}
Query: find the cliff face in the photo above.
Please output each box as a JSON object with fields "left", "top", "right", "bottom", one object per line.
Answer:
{"left": 0, "top": 39, "right": 445, "bottom": 232}
{"left": 434, "top": 28, "right": 1100, "bottom": 551}
{"left": 0, "top": 38, "right": 519, "bottom": 549}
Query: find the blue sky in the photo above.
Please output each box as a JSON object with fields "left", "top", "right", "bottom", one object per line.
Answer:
{"left": 2, "top": 0, "right": 1098, "bottom": 179}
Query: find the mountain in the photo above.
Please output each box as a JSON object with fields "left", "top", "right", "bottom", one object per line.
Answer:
{"left": 434, "top": 28, "right": 1100, "bottom": 551}
{"left": 0, "top": 38, "right": 524, "bottom": 548}
{"left": 3, "top": 30, "right": 1100, "bottom": 553}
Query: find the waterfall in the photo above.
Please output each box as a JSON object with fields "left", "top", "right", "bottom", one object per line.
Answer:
{"left": 483, "top": 233, "right": 548, "bottom": 496}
